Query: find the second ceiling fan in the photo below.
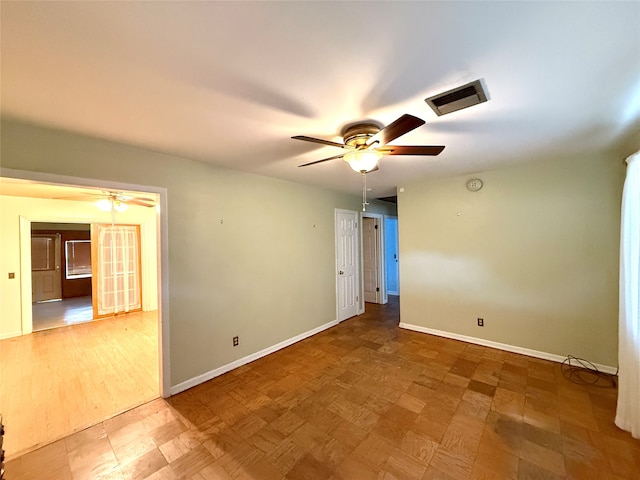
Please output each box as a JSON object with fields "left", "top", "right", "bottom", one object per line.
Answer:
{"left": 293, "top": 114, "right": 444, "bottom": 173}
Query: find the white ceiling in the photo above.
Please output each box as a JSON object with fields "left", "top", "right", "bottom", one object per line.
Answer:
{"left": 0, "top": 177, "right": 156, "bottom": 205}
{"left": 2, "top": 2, "right": 639, "bottom": 198}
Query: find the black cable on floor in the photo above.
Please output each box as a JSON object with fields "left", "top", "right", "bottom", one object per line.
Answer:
{"left": 561, "top": 355, "right": 617, "bottom": 388}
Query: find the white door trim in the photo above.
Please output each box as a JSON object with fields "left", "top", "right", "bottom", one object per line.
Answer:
{"left": 2, "top": 167, "right": 170, "bottom": 398}
{"left": 19, "top": 216, "right": 34, "bottom": 335}
{"left": 362, "top": 212, "right": 386, "bottom": 305}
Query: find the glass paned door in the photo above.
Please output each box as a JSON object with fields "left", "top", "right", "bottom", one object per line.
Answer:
{"left": 91, "top": 224, "right": 142, "bottom": 317}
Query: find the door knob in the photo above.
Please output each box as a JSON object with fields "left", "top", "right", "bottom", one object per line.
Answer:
{"left": 339, "top": 271, "right": 344, "bottom": 275}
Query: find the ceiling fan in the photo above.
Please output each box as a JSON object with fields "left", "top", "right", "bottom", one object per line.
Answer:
{"left": 57, "top": 190, "right": 156, "bottom": 211}
{"left": 292, "top": 114, "right": 445, "bottom": 173}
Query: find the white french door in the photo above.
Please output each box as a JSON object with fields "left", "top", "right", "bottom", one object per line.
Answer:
{"left": 335, "top": 209, "right": 359, "bottom": 321}
{"left": 91, "top": 224, "right": 142, "bottom": 318}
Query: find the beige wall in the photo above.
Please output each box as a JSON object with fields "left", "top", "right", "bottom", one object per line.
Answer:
{"left": 0, "top": 195, "right": 158, "bottom": 338}
{"left": 398, "top": 152, "right": 624, "bottom": 367}
{"left": 0, "top": 119, "right": 394, "bottom": 387}
{"left": 618, "top": 129, "right": 640, "bottom": 160}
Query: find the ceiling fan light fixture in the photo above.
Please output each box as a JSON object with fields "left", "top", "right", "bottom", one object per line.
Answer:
{"left": 97, "top": 197, "right": 128, "bottom": 212}
{"left": 344, "top": 150, "right": 382, "bottom": 173}
{"left": 113, "top": 200, "right": 128, "bottom": 212}
{"left": 96, "top": 198, "right": 112, "bottom": 211}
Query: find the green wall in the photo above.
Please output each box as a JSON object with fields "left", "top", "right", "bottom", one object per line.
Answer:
{"left": 0, "top": 119, "right": 395, "bottom": 387}
{"left": 398, "top": 152, "right": 624, "bottom": 367}
{"left": 4, "top": 116, "right": 626, "bottom": 380}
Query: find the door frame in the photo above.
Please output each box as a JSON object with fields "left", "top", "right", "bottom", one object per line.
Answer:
{"left": 3, "top": 167, "right": 170, "bottom": 398}
{"left": 334, "top": 208, "right": 363, "bottom": 321}
{"left": 362, "top": 212, "right": 387, "bottom": 305}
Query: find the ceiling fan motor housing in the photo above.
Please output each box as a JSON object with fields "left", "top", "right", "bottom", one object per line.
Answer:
{"left": 341, "top": 123, "right": 380, "bottom": 148}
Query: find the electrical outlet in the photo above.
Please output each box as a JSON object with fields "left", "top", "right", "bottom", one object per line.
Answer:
{"left": 233, "top": 336, "right": 239, "bottom": 346}
{"left": 477, "top": 318, "right": 484, "bottom": 327}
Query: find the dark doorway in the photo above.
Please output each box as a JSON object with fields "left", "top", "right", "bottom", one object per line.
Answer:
{"left": 31, "top": 222, "right": 93, "bottom": 331}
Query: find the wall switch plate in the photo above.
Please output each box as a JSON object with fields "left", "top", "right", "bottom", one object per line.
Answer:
{"left": 477, "top": 318, "right": 484, "bottom": 327}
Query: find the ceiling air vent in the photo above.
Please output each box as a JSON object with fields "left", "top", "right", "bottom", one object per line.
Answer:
{"left": 425, "top": 79, "right": 488, "bottom": 116}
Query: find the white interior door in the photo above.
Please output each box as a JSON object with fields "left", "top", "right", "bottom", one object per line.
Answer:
{"left": 363, "top": 217, "right": 379, "bottom": 303}
{"left": 31, "top": 233, "right": 62, "bottom": 302}
{"left": 336, "top": 210, "right": 359, "bottom": 321}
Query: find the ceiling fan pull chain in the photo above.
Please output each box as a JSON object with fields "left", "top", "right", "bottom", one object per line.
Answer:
{"left": 110, "top": 197, "right": 116, "bottom": 226}
{"left": 362, "top": 172, "right": 369, "bottom": 212}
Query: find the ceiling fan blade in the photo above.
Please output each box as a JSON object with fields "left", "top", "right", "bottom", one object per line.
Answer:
{"left": 298, "top": 153, "right": 345, "bottom": 167}
{"left": 377, "top": 145, "right": 445, "bottom": 156}
{"left": 126, "top": 198, "right": 156, "bottom": 207}
{"left": 118, "top": 194, "right": 155, "bottom": 203}
{"left": 129, "top": 195, "right": 155, "bottom": 203}
{"left": 55, "top": 194, "right": 104, "bottom": 201}
{"left": 367, "top": 114, "right": 425, "bottom": 146}
{"left": 292, "top": 135, "right": 348, "bottom": 149}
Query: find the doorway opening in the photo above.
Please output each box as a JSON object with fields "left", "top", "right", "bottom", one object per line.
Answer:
{"left": 31, "top": 222, "right": 93, "bottom": 331}
{"left": 363, "top": 216, "right": 383, "bottom": 304}
{"left": 0, "top": 168, "right": 169, "bottom": 459}
{"left": 358, "top": 213, "right": 401, "bottom": 318}
{"left": 384, "top": 216, "right": 399, "bottom": 298}
{"left": 362, "top": 212, "right": 400, "bottom": 306}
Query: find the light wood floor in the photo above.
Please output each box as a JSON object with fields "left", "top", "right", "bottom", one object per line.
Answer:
{"left": 5, "top": 299, "right": 640, "bottom": 479}
{"left": 32, "top": 295, "right": 94, "bottom": 331}
{"left": 0, "top": 310, "right": 159, "bottom": 459}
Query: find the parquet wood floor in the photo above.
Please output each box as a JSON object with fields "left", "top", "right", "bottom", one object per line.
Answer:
{"left": 6, "top": 298, "right": 640, "bottom": 479}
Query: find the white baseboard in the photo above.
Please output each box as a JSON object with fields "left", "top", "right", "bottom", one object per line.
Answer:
{"left": 399, "top": 322, "right": 617, "bottom": 375}
{"left": 170, "top": 319, "right": 339, "bottom": 395}
{"left": 0, "top": 331, "right": 21, "bottom": 340}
